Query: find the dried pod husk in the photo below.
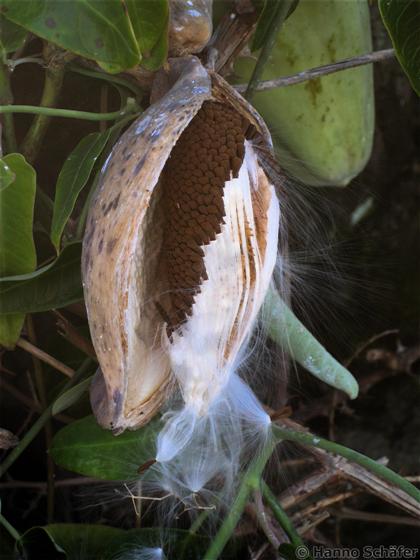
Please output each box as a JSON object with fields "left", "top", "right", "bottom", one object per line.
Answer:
{"left": 82, "top": 56, "right": 279, "bottom": 433}
{"left": 169, "top": 0, "right": 213, "bottom": 55}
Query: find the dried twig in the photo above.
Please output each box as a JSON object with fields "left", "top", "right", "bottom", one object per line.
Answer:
{"left": 54, "top": 311, "right": 96, "bottom": 359}
{"left": 0, "top": 377, "right": 73, "bottom": 425}
{"left": 295, "top": 510, "right": 330, "bottom": 536}
{"left": 296, "top": 490, "right": 357, "bottom": 519}
{"left": 0, "top": 428, "right": 19, "bottom": 450}
{"left": 0, "top": 476, "right": 99, "bottom": 490}
{"left": 16, "top": 338, "right": 75, "bottom": 378}
{"left": 253, "top": 490, "right": 283, "bottom": 549}
{"left": 279, "top": 468, "right": 337, "bottom": 510}
{"left": 234, "top": 49, "right": 395, "bottom": 93}
{"left": 0, "top": 359, "right": 92, "bottom": 478}
{"left": 333, "top": 507, "right": 420, "bottom": 527}
{"left": 26, "top": 317, "right": 55, "bottom": 522}
{"left": 204, "top": 10, "right": 258, "bottom": 75}
{"left": 275, "top": 419, "right": 420, "bottom": 518}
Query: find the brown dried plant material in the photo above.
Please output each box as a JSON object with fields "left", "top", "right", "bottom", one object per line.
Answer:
{"left": 82, "top": 56, "right": 280, "bottom": 433}
{"left": 169, "top": 0, "right": 213, "bottom": 56}
{"left": 0, "top": 428, "right": 19, "bottom": 450}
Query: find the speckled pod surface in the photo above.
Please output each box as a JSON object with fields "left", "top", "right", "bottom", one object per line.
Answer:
{"left": 82, "top": 56, "right": 276, "bottom": 433}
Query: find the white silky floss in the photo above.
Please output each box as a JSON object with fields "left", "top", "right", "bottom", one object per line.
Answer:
{"left": 155, "top": 141, "right": 279, "bottom": 499}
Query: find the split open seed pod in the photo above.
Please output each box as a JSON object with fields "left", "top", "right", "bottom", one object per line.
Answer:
{"left": 82, "top": 56, "right": 280, "bottom": 433}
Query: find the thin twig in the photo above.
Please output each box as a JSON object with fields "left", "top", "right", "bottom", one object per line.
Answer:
{"left": 262, "top": 481, "right": 304, "bottom": 548}
{"left": 26, "top": 317, "right": 55, "bottom": 523}
{"left": 333, "top": 507, "right": 420, "bottom": 527}
{"left": 297, "top": 490, "right": 357, "bottom": 519}
{"left": 0, "top": 358, "right": 92, "bottom": 478}
{"left": 16, "top": 338, "right": 75, "bottom": 378}
{"left": 272, "top": 421, "right": 420, "bottom": 504}
{"left": 345, "top": 329, "right": 399, "bottom": 367}
{"left": 251, "top": 542, "right": 270, "bottom": 560}
{"left": 0, "top": 378, "right": 73, "bottom": 424}
{"left": 295, "top": 510, "right": 330, "bottom": 537}
{"left": 245, "top": 0, "right": 294, "bottom": 100}
{"left": 236, "top": 49, "right": 395, "bottom": 94}
{"left": 204, "top": 10, "right": 258, "bottom": 75}
{"left": 279, "top": 468, "right": 336, "bottom": 510}
{"left": 407, "top": 476, "right": 420, "bottom": 484}
{"left": 279, "top": 419, "right": 420, "bottom": 518}
{"left": 253, "top": 489, "right": 283, "bottom": 549}
{"left": 0, "top": 476, "right": 102, "bottom": 490}
{"left": 53, "top": 311, "right": 96, "bottom": 359}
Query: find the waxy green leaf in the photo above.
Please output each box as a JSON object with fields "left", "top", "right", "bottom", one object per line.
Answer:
{"left": 0, "top": 0, "right": 140, "bottom": 73}
{"left": 126, "top": 0, "right": 169, "bottom": 70}
{"left": 1, "top": 0, "right": 170, "bottom": 72}
{"left": 20, "top": 525, "right": 240, "bottom": 560}
{"left": 379, "top": 0, "right": 420, "bottom": 96}
{"left": 252, "top": 0, "right": 299, "bottom": 51}
{"left": 0, "top": 15, "right": 27, "bottom": 54}
{"left": 50, "top": 414, "right": 160, "bottom": 480}
{"left": 0, "top": 157, "right": 15, "bottom": 192}
{"left": 50, "top": 130, "right": 111, "bottom": 252}
{"left": 52, "top": 376, "right": 92, "bottom": 415}
{"left": 0, "top": 242, "right": 82, "bottom": 314}
{"left": 0, "top": 154, "right": 36, "bottom": 347}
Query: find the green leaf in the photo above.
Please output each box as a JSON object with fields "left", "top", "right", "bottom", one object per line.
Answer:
{"left": 0, "top": 242, "right": 82, "bottom": 314}
{"left": 50, "top": 414, "right": 161, "bottom": 480}
{"left": 0, "top": 15, "right": 26, "bottom": 54}
{"left": 52, "top": 376, "right": 92, "bottom": 416}
{"left": 126, "top": 0, "right": 169, "bottom": 70}
{"left": 0, "top": 0, "right": 141, "bottom": 73}
{"left": 0, "top": 154, "right": 36, "bottom": 347}
{"left": 20, "top": 525, "right": 237, "bottom": 560}
{"left": 252, "top": 0, "right": 299, "bottom": 51}
{"left": 379, "top": 0, "right": 420, "bottom": 96}
{"left": 51, "top": 130, "right": 111, "bottom": 252}
{"left": 265, "top": 289, "right": 359, "bottom": 399}
{"left": 0, "top": 157, "right": 15, "bottom": 192}
{"left": 20, "top": 525, "right": 125, "bottom": 560}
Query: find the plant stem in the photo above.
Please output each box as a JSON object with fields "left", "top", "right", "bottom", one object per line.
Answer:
{"left": 0, "top": 358, "right": 92, "bottom": 479}
{"left": 68, "top": 63, "right": 141, "bottom": 99}
{"left": 0, "top": 104, "right": 137, "bottom": 122}
{"left": 0, "top": 59, "right": 17, "bottom": 153}
{"left": 20, "top": 48, "right": 66, "bottom": 163}
{"left": 261, "top": 480, "right": 304, "bottom": 548}
{"left": 0, "top": 511, "right": 20, "bottom": 541}
{"left": 203, "top": 439, "right": 274, "bottom": 560}
{"left": 245, "top": 0, "right": 294, "bottom": 101}
{"left": 271, "top": 424, "right": 420, "bottom": 503}
{"left": 237, "top": 48, "right": 395, "bottom": 93}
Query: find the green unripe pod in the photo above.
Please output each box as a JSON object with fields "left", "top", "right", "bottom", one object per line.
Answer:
{"left": 234, "top": 0, "right": 375, "bottom": 186}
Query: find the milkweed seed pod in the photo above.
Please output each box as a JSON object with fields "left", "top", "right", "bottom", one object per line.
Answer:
{"left": 169, "top": 0, "right": 213, "bottom": 56}
{"left": 82, "top": 56, "right": 280, "bottom": 434}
